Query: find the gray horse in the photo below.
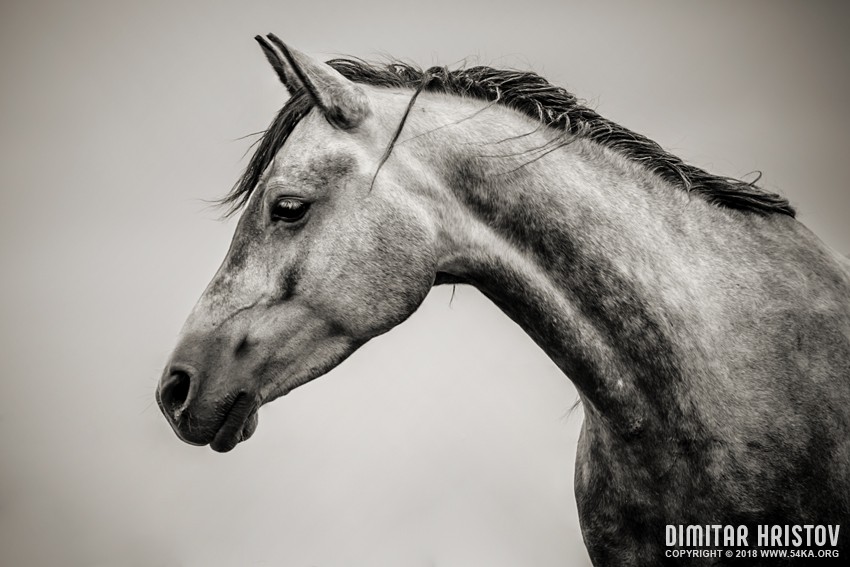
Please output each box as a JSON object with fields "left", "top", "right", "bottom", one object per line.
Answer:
{"left": 157, "top": 35, "right": 850, "bottom": 565}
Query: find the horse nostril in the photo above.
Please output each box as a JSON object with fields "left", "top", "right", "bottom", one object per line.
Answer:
{"left": 159, "top": 368, "right": 194, "bottom": 418}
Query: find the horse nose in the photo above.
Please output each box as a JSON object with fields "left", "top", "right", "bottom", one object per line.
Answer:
{"left": 157, "top": 365, "right": 197, "bottom": 421}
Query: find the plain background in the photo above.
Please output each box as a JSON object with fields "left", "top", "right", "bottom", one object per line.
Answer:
{"left": 1, "top": 1, "right": 848, "bottom": 566}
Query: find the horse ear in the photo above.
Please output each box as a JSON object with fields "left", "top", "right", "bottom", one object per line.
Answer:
{"left": 255, "top": 34, "right": 371, "bottom": 130}
{"left": 255, "top": 35, "right": 301, "bottom": 96}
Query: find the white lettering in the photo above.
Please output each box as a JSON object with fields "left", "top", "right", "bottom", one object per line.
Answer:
{"left": 828, "top": 525, "right": 841, "bottom": 546}
{"left": 804, "top": 525, "right": 814, "bottom": 546}
{"left": 771, "top": 525, "right": 782, "bottom": 547}
{"left": 815, "top": 525, "right": 826, "bottom": 546}
{"left": 791, "top": 525, "right": 802, "bottom": 547}
{"left": 666, "top": 525, "right": 676, "bottom": 546}
{"left": 710, "top": 524, "right": 721, "bottom": 546}
{"left": 723, "top": 525, "right": 735, "bottom": 546}
{"left": 685, "top": 525, "right": 703, "bottom": 546}
{"left": 738, "top": 525, "right": 749, "bottom": 546}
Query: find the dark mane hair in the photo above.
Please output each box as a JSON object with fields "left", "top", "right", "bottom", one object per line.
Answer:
{"left": 222, "top": 58, "right": 795, "bottom": 217}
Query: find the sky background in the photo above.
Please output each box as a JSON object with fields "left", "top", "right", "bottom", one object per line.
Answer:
{"left": 1, "top": 1, "right": 848, "bottom": 566}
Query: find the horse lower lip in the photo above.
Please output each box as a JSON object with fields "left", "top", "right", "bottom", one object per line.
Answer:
{"left": 210, "top": 393, "right": 256, "bottom": 453}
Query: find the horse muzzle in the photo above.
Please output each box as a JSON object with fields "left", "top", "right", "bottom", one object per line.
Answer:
{"left": 156, "top": 362, "right": 260, "bottom": 452}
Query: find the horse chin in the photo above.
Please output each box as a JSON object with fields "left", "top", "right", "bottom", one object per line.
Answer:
{"left": 209, "top": 393, "right": 260, "bottom": 453}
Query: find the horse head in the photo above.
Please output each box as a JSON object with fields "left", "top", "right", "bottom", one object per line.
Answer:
{"left": 156, "top": 36, "right": 440, "bottom": 452}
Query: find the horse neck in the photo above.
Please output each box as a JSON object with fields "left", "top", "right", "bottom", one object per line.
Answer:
{"left": 401, "top": 95, "right": 766, "bottom": 436}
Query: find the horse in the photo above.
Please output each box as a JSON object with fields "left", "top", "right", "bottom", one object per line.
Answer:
{"left": 156, "top": 34, "right": 850, "bottom": 565}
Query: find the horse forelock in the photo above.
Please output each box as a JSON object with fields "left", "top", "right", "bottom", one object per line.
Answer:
{"left": 220, "top": 57, "right": 795, "bottom": 218}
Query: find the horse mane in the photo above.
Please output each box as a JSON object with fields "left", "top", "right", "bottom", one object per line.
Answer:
{"left": 221, "top": 58, "right": 795, "bottom": 217}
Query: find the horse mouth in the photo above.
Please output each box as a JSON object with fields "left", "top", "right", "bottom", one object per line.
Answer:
{"left": 209, "top": 392, "right": 259, "bottom": 453}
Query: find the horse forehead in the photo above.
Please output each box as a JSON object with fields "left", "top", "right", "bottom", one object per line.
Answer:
{"left": 280, "top": 110, "right": 363, "bottom": 160}
{"left": 263, "top": 152, "right": 359, "bottom": 197}
{"left": 270, "top": 130, "right": 366, "bottom": 184}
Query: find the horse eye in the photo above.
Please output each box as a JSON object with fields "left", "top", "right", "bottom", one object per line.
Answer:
{"left": 270, "top": 198, "right": 310, "bottom": 223}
